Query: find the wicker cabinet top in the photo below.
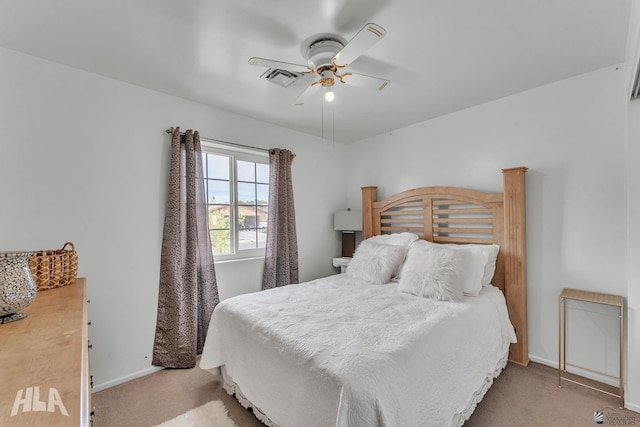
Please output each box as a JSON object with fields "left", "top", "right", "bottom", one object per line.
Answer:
{"left": 560, "top": 287, "right": 623, "bottom": 307}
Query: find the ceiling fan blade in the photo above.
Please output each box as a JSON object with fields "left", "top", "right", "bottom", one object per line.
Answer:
{"left": 341, "top": 72, "right": 390, "bottom": 91}
{"left": 293, "top": 79, "right": 321, "bottom": 106}
{"left": 248, "top": 57, "right": 310, "bottom": 74}
{"left": 332, "top": 0, "right": 389, "bottom": 33}
{"left": 332, "top": 23, "right": 386, "bottom": 67}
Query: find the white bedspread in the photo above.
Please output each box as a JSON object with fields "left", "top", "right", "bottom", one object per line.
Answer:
{"left": 200, "top": 274, "right": 516, "bottom": 427}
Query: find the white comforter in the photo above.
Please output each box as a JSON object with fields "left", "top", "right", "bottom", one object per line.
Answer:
{"left": 200, "top": 274, "right": 516, "bottom": 427}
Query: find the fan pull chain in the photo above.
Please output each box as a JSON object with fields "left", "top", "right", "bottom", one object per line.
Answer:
{"left": 320, "top": 98, "right": 335, "bottom": 146}
{"left": 332, "top": 105, "right": 335, "bottom": 148}
{"left": 321, "top": 99, "right": 325, "bottom": 141}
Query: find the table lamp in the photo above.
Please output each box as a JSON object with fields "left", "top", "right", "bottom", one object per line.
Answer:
{"left": 334, "top": 209, "right": 363, "bottom": 257}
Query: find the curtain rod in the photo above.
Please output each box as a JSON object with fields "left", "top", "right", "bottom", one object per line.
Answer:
{"left": 165, "top": 128, "right": 269, "bottom": 153}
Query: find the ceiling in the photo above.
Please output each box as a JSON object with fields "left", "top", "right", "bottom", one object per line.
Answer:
{"left": 0, "top": 0, "right": 631, "bottom": 143}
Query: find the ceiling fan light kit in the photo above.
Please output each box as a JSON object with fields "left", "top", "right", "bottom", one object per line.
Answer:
{"left": 323, "top": 84, "right": 335, "bottom": 102}
{"left": 249, "top": 22, "right": 390, "bottom": 106}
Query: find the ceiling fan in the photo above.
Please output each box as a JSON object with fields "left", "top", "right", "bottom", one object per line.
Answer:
{"left": 249, "top": 23, "right": 390, "bottom": 105}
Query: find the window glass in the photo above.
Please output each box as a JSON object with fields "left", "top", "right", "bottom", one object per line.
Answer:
{"left": 201, "top": 144, "right": 269, "bottom": 259}
{"left": 210, "top": 229, "right": 230, "bottom": 256}
{"left": 206, "top": 179, "right": 230, "bottom": 204}
{"left": 237, "top": 182, "right": 256, "bottom": 205}
{"left": 256, "top": 184, "right": 269, "bottom": 205}
{"left": 256, "top": 163, "right": 269, "bottom": 183}
{"left": 205, "top": 154, "right": 229, "bottom": 180}
{"left": 208, "top": 205, "right": 230, "bottom": 227}
{"left": 258, "top": 206, "right": 268, "bottom": 230}
{"left": 237, "top": 160, "right": 256, "bottom": 182}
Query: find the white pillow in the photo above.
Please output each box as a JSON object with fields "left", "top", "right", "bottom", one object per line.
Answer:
{"left": 366, "top": 232, "right": 419, "bottom": 278}
{"left": 398, "top": 241, "right": 465, "bottom": 301}
{"left": 440, "top": 242, "right": 499, "bottom": 287}
{"left": 456, "top": 247, "right": 488, "bottom": 296}
{"left": 367, "top": 232, "right": 419, "bottom": 248}
{"left": 415, "top": 241, "right": 489, "bottom": 296}
{"left": 346, "top": 240, "right": 406, "bottom": 284}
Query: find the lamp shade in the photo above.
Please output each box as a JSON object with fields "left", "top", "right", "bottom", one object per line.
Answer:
{"left": 334, "top": 210, "right": 363, "bottom": 231}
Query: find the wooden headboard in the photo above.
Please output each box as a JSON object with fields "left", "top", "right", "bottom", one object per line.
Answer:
{"left": 361, "top": 167, "right": 528, "bottom": 366}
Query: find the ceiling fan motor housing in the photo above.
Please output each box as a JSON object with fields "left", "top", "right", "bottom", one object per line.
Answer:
{"left": 306, "top": 38, "right": 344, "bottom": 69}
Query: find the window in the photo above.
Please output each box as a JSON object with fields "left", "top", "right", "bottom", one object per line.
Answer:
{"left": 201, "top": 143, "right": 269, "bottom": 260}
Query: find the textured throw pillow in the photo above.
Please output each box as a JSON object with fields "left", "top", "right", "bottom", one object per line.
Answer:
{"left": 420, "top": 243, "right": 488, "bottom": 296}
{"left": 346, "top": 240, "right": 406, "bottom": 284}
{"left": 367, "top": 232, "right": 419, "bottom": 279}
{"left": 367, "top": 232, "right": 419, "bottom": 248}
{"left": 398, "top": 241, "right": 465, "bottom": 301}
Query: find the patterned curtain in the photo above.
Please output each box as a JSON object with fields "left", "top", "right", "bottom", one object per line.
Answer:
{"left": 152, "top": 127, "right": 219, "bottom": 368}
{"left": 262, "top": 149, "right": 299, "bottom": 289}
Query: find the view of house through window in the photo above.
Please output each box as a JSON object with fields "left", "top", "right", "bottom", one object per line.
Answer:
{"left": 202, "top": 146, "right": 269, "bottom": 259}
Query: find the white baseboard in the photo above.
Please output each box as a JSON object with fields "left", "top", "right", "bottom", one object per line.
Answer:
{"left": 529, "top": 355, "right": 620, "bottom": 387}
{"left": 528, "top": 355, "right": 640, "bottom": 411}
{"left": 92, "top": 365, "right": 164, "bottom": 393}
{"left": 626, "top": 402, "right": 640, "bottom": 413}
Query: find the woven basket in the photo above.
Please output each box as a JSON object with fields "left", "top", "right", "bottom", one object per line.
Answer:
{"left": 28, "top": 242, "right": 78, "bottom": 291}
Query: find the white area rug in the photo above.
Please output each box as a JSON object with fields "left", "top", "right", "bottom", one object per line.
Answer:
{"left": 154, "top": 400, "right": 236, "bottom": 427}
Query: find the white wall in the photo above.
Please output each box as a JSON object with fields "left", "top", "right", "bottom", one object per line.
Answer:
{"left": 625, "top": 0, "right": 640, "bottom": 412}
{"left": 0, "top": 46, "right": 348, "bottom": 390}
{"left": 627, "top": 98, "right": 640, "bottom": 412}
{"left": 346, "top": 67, "right": 634, "bottom": 405}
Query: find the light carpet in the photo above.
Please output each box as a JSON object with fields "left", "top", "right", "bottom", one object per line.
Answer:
{"left": 154, "top": 400, "right": 236, "bottom": 427}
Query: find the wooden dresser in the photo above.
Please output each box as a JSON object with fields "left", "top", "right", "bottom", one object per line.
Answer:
{"left": 0, "top": 278, "right": 91, "bottom": 426}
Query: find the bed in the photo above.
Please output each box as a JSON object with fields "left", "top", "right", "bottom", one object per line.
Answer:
{"left": 200, "top": 167, "right": 529, "bottom": 427}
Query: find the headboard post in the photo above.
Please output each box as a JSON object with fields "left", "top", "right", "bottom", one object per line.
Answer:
{"left": 361, "top": 186, "right": 377, "bottom": 239}
{"left": 502, "top": 166, "right": 529, "bottom": 366}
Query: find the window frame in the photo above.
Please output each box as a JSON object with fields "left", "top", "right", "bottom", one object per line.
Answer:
{"left": 201, "top": 141, "right": 269, "bottom": 262}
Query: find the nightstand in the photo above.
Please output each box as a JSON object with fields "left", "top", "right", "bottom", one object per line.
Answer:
{"left": 332, "top": 257, "right": 352, "bottom": 273}
{"left": 558, "top": 288, "right": 624, "bottom": 407}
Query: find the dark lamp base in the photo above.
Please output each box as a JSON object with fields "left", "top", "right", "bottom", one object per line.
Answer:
{"left": 341, "top": 232, "right": 356, "bottom": 257}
